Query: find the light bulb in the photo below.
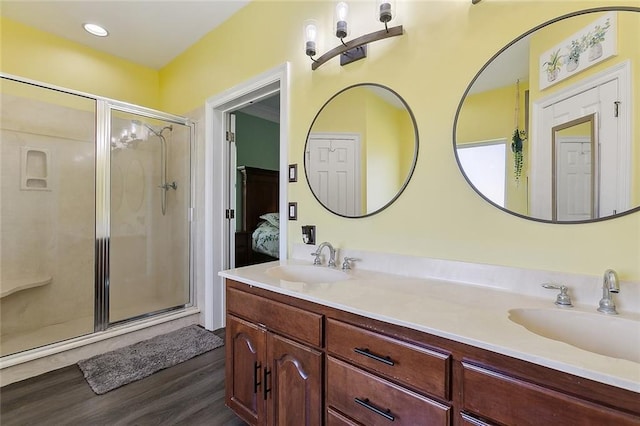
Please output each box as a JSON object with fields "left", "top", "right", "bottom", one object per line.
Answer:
{"left": 303, "top": 20, "right": 317, "bottom": 57}
{"left": 335, "top": 2, "right": 349, "bottom": 39}
{"left": 336, "top": 2, "right": 349, "bottom": 21}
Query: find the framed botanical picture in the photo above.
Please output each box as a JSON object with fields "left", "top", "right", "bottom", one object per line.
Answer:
{"left": 539, "top": 12, "right": 616, "bottom": 90}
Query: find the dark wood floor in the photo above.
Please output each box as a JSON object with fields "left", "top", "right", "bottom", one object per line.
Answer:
{"left": 0, "top": 329, "right": 246, "bottom": 426}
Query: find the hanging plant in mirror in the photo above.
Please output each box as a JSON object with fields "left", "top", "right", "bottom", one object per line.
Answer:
{"left": 511, "top": 79, "right": 526, "bottom": 185}
{"left": 453, "top": 6, "right": 640, "bottom": 224}
{"left": 511, "top": 128, "right": 526, "bottom": 185}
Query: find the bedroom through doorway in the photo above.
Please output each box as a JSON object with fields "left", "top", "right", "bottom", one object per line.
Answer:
{"left": 229, "top": 94, "right": 281, "bottom": 268}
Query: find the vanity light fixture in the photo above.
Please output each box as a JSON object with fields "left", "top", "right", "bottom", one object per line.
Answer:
{"left": 304, "top": 0, "right": 404, "bottom": 70}
{"left": 83, "top": 23, "right": 109, "bottom": 37}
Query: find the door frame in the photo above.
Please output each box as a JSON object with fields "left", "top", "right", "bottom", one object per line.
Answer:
{"left": 204, "top": 63, "right": 290, "bottom": 330}
{"left": 531, "top": 60, "right": 631, "bottom": 219}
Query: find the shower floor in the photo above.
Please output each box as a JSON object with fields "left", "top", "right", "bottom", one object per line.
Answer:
{"left": 1, "top": 297, "right": 185, "bottom": 357}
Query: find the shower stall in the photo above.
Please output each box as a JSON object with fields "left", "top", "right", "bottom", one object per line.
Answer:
{"left": 0, "top": 75, "right": 194, "bottom": 357}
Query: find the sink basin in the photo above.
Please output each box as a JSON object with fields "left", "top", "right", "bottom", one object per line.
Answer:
{"left": 509, "top": 308, "right": 640, "bottom": 363}
{"left": 266, "top": 265, "right": 350, "bottom": 284}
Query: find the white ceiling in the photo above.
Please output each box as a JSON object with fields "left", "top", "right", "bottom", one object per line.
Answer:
{"left": 469, "top": 35, "right": 530, "bottom": 95}
{"left": 1, "top": 0, "right": 250, "bottom": 69}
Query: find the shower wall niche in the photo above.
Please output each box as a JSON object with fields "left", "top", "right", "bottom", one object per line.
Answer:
{"left": 0, "top": 76, "right": 193, "bottom": 357}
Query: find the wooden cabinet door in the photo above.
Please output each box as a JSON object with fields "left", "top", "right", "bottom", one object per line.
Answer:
{"left": 226, "top": 315, "right": 267, "bottom": 426}
{"left": 266, "top": 333, "right": 323, "bottom": 426}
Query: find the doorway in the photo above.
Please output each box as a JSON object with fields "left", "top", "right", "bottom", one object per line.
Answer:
{"left": 204, "top": 64, "right": 289, "bottom": 330}
{"left": 231, "top": 96, "right": 281, "bottom": 267}
{"left": 531, "top": 60, "right": 631, "bottom": 220}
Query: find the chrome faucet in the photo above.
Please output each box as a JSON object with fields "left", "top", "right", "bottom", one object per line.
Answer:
{"left": 311, "top": 242, "right": 337, "bottom": 268}
{"left": 597, "top": 269, "right": 620, "bottom": 315}
{"left": 541, "top": 283, "right": 573, "bottom": 307}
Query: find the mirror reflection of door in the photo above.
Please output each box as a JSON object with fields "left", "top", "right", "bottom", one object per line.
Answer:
{"left": 306, "top": 133, "right": 361, "bottom": 216}
{"left": 552, "top": 114, "right": 597, "bottom": 221}
{"left": 534, "top": 71, "right": 624, "bottom": 221}
{"left": 454, "top": 10, "right": 637, "bottom": 223}
{"left": 304, "top": 84, "right": 418, "bottom": 218}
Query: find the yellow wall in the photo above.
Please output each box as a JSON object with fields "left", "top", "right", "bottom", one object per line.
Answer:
{"left": 457, "top": 82, "right": 529, "bottom": 214}
{"left": 2, "top": 2, "right": 639, "bottom": 281}
{"left": 310, "top": 88, "right": 369, "bottom": 212}
{"left": 365, "top": 95, "right": 410, "bottom": 212}
{"left": 0, "top": 17, "right": 160, "bottom": 108}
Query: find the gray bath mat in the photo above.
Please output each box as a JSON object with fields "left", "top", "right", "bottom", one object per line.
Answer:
{"left": 77, "top": 325, "right": 224, "bottom": 395}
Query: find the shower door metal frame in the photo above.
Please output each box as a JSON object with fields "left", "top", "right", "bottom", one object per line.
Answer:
{"left": 96, "top": 100, "right": 196, "bottom": 331}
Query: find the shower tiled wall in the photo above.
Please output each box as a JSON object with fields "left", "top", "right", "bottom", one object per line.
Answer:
{"left": 1, "top": 92, "right": 95, "bottom": 355}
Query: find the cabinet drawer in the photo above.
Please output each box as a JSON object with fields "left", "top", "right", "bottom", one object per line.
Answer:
{"left": 328, "top": 357, "right": 450, "bottom": 426}
{"left": 327, "top": 409, "right": 361, "bottom": 426}
{"left": 227, "top": 287, "right": 322, "bottom": 347}
{"left": 462, "top": 362, "right": 640, "bottom": 426}
{"left": 460, "top": 412, "right": 493, "bottom": 426}
{"left": 326, "top": 318, "right": 450, "bottom": 399}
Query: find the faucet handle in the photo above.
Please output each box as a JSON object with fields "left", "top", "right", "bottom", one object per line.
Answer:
{"left": 341, "top": 257, "right": 359, "bottom": 271}
{"left": 310, "top": 251, "right": 322, "bottom": 265}
{"left": 542, "top": 283, "right": 573, "bottom": 307}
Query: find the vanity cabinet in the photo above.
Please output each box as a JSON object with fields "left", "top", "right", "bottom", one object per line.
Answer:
{"left": 460, "top": 361, "right": 640, "bottom": 426}
{"left": 327, "top": 356, "right": 450, "bottom": 425}
{"left": 224, "top": 280, "right": 640, "bottom": 426}
{"left": 326, "top": 318, "right": 451, "bottom": 425}
{"left": 226, "top": 287, "right": 323, "bottom": 426}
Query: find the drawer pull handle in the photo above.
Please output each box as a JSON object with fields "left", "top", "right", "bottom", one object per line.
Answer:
{"left": 354, "top": 347, "right": 395, "bottom": 366}
{"left": 253, "top": 361, "right": 261, "bottom": 394}
{"left": 354, "top": 397, "right": 395, "bottom": 421}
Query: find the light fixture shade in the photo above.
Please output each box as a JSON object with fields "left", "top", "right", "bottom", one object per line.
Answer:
{"left": 303, "top": 19, "right": 318, "bottom": 57}
{"left": 378, "top": 0, "right": 395, "bottom": 23}
{"left": 335, "top": 2, "right": 349, "bottom": 39}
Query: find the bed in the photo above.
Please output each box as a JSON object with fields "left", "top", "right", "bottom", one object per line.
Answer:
{"left": 235, "top": 166, "right": 279, "bottom": 267}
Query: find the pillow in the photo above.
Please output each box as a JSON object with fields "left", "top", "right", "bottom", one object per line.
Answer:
{"left": 259, "top": 212, "right": 279, "bottom": 227}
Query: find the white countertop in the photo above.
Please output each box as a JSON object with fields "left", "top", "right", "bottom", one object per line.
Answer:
{"left": 219, "top": 259, "right": 640, "bottom": 393}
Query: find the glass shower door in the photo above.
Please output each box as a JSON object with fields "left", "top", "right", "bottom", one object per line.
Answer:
{"left": 0, "top": 78, "right": 96, "bottom": 355}
{"left": 108, "top": 110, "right": 191, "bottom": 323}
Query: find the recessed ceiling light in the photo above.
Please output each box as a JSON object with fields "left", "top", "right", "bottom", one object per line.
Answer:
{"left": 83, "top": 23, "right": 109, "bottom": 37}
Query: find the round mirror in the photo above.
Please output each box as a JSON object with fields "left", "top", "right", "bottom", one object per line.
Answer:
{"left": 304, "top": 83, "right": 418, "bottom": 217}
{"left": 454, "top": 7, "right": 639, "bottom": 223}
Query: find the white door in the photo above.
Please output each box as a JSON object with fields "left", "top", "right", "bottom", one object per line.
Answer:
{"left": 306, "top": 133, "right": 361, "bottom": 216}
{"left": 533, "top": 74, "right": 621, "bottom": 220}
{"left": 556, "top": 139, "right": 592, "bottom": 221}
